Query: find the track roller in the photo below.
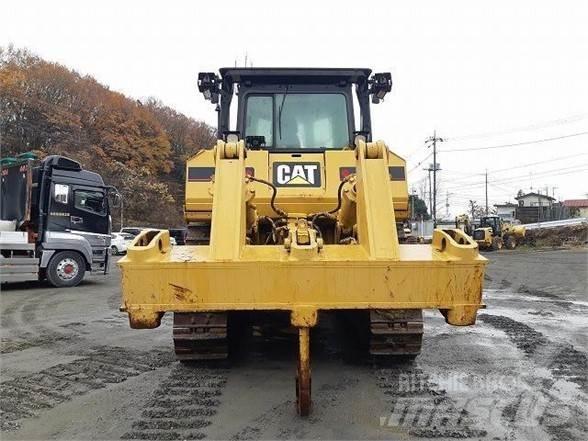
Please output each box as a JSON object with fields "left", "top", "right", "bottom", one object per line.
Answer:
{"left": 369, "top": 309, "right": 423, "bottom": 358}
{"left": 173, "top": 312, "right": 228, "bottom": 361}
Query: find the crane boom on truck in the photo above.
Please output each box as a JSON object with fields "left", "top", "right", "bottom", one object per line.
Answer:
{"left": 1, "top": 154, "right": 117, "bottom": 287}
{"left": 119, "top": 68, "right": 487, "bottom": 416}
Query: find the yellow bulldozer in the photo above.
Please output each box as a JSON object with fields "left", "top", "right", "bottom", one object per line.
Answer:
{"left": 472, "top": 215, "right": 526, "bottom": 250}
{"left": 119, "top": 68, "right": 487, "bottom": 415}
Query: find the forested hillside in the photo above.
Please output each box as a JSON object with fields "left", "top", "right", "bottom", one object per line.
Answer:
{"left": 0, "top": 46, "right": 216, "bottom": 227}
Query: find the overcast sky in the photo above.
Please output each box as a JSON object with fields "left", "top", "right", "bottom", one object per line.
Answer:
{"left": 2, "top": 1, "right": 587, "bottom": 216}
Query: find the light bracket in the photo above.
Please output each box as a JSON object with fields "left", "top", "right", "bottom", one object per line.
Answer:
{"left": 369, "top": 72, "right": 392, "bottom": 104}
{"left": 197, "top": 72, "right": 221, "bottom": 104}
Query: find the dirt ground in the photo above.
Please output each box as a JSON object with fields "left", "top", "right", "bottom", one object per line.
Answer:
{"left": 1, "top": 248, "right": 587, "bottom": 441}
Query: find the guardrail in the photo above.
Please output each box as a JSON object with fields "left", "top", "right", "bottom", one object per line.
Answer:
{"left": 522, "top": 218, "right": 588, "bottom": 230}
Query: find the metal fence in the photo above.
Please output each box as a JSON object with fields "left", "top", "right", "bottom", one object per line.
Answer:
{"left": 515, "top": 204, "right": 571, "bottom": 224}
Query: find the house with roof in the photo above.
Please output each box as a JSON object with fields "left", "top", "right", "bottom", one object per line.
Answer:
{"left": 514, "top": 192, "right": 557, "bottom": 223}
{"left": 563, "top": 199, "right": 588, "bottom": 218}
{"left": 515, "top": 192, "right": 555, "bottom": 208}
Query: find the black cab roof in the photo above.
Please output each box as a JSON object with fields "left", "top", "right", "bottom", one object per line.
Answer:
{"left": 218, "top": 68, "right": 372, "bottom": 84}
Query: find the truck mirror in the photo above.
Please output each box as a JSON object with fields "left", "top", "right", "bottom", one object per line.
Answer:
{"left": 111, "top": 193, "right": 122, "bottom": 208}
{"left": 106, "top": 187, "right": 122, "bottom": 208}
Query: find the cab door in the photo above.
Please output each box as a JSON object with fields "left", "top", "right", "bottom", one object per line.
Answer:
{"left": 47, "top": 182, "right": 72, "bottom": 232}
{"left": 69, "top": 186, "right": 109, "bottom": 234}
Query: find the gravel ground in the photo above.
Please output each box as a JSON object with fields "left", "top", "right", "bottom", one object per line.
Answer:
{"left": 1, "top": 248, "right": 586, "bottom": 440}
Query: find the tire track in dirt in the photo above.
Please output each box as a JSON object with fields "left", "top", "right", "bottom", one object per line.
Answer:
{"left": 376, "top": 364, "right": 488, "bottom": 438}
{"left": 0, "top": 346, "right": 173, "bottom": 432}
{"left": 226, "top": 373, "right": 360, "bottom": 440}
{"left": 20, "top": 288, "right": 73, "bottom": 339}
{"left": 1, "top": 293, "right": 72, "bottom": 354}
{"left": 120, "top": 363, "right": 227, "bottom": 440}
{"left": 479, "top": 314, "right": 587, "bottom": 392}
{"left": 1, "top": 289, "right": 126, "bottom": 354}
{"left": 479, "top": 314, "right": 588, "bottom": 441}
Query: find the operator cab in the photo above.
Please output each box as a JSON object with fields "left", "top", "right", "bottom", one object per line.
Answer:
{"left": 197, "top": 68, "right": 392, "bottom": 151}
{"left": 479, "top": 216, "right": 502, "bottom": 236}
{"left": 185, "top": 67, "right": 408, "bottom": 232}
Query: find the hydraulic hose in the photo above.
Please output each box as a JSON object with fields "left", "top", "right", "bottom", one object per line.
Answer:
{"left": 247, "top": 176, "right": 288, "bottom": 218}
{"left": 328, "top": 177, "right": 350, "bottom": 214}
{"left": 307, "top": 174, "right": 355, "bottom": 223}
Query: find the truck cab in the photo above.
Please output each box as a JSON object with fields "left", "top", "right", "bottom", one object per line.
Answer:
{"left": 1, "top": 155, "right": 115, "bottom": 287}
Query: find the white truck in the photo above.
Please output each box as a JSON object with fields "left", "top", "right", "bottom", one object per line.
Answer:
{"left": 1, "top": 154, "right": 118, "bottom": 287}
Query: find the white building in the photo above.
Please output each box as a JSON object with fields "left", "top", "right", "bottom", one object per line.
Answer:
{"left": 515, "top": 192, "right": 555, "bottom": 208}
{"left": 494, "top": 202, "right": 517, "bottom": 221}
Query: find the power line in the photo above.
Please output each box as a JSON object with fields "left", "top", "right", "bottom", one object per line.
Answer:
{"left": 407, "top": 151, "right": 433, "bottom": 173}
{"left": 445, "top": 113, "right": 588, "bottom": 142}
{"left": 439, "top": 169, "right": 484, "bottom": 177}
{"left": 442, "top": 164, "right": 588, "bottom": 192}
{"left": 454, "top": 165, "right": 587, "bottom": 190}
{"left": 407, "top": 113, "right": 587, "bottom": 164}
{"left": 488, "top": 182, "right": 515, "bottom": 195}
{"left": 441, "top": 152, "right": 588, "bottom": 179}
{"left": 485, "top": 152, "right": 588, "bottom": 174}
{"left": 442, "top": 131, "right": 588, "bottom": 153}
{"left": 405, "top": 144, "right": 427, "bottom": 159}
{"left": 440, "top": 152, "right": 588, "bottom": 186}
{"left": 489, "top": 163, "right": 587, "bottom": 185}
{"left": 442, "top": 164, "right": 588, "bottom": 193}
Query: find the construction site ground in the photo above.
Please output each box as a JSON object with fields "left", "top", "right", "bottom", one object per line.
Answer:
{"left": 1, "top": 247, "right": 587, "bottom": 440}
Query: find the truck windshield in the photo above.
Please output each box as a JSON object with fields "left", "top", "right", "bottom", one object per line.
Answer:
{"left": 245, "top": 93, "right": 349, "bottom": 149}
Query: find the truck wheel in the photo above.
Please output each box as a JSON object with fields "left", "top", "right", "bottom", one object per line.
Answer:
{"left": 491, "top": 237, "right": 503, "bottom": 251}
{"left": 46, "top": 251, "right": 86, "bottom": 287}
{"left": 505, "top": 236, "right": 517, "bottom": 250}
{"left": 111, "top": 245, "right": 119, "bottom": 255}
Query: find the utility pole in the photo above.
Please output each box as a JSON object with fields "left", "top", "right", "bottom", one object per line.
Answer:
{"left": 433, "top": 133, "right": 437, "bottom": 224}
{"left": 485, "top": 169, "right": 488, "bottom": 215}
{"left": 446, "top": 191, "right": 450, "bottom": 218}
{"left": 425, "top": 131, "right": 443, "bottom": 226}
{"left": 424, "top": 167, "right": 433, "bottom": 220}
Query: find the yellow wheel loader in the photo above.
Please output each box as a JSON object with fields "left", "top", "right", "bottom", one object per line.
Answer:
{"left": 472, "top": 215, "right": 526, "bottom": 250}
{"left": 119, "top": 68, "right": 487, "bottom": 416}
